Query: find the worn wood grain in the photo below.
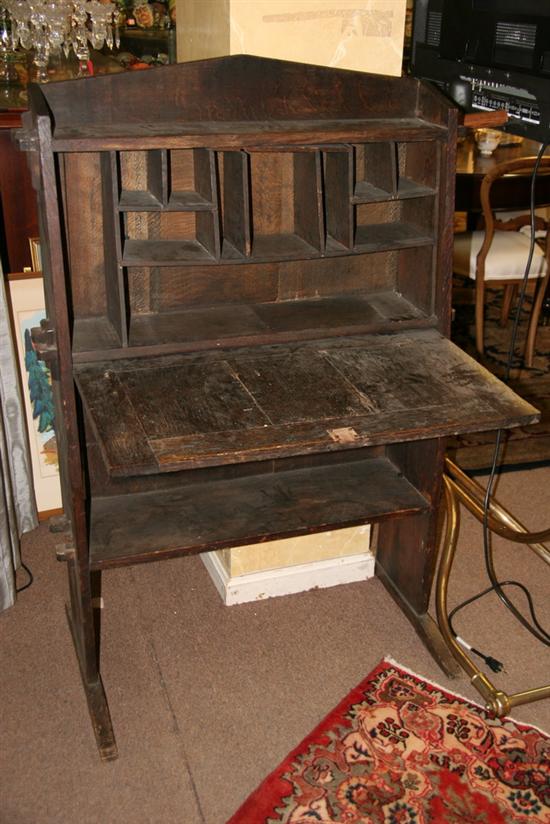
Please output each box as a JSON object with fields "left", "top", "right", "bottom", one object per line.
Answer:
{"left": 119, "top": 150, "right": 149, "bottom": 200}
{"left": 123, "top": 238, "right": 217, "bottom": 265}
{"left": 253, "top": 294, "right": 382, "bottom": 332}
{"left": 120, "top": 359, "right": 268, "bottom": 438}
{"left": 73, "top": 316, "right": 124, "bottom": 353}
{"left": 293, "top": 151, "right": 324, "bottom": 252}
{"left": 222, "top": 151, "right": 251, "bottom": 256}
{"left": 123, "top": 292, "right": 426, "bottom": 353}
{"left": 396, "top": 246, "right": 435, "bottom": 318}
{"left": 89, "top": 456, "right": 429, "bottom": 569}
{"left": 50, "top": 120, "right": 447, "bottom": 153}
{"left": 378, "top": 438, "right": 446, "bottom": 614}
{"left": 276, "top": 251, "right": 392, "bottom": 300}
{"left": 74, "top": 330, "right": 539, "bottom": 477}
{"left": 63, "top": 153, "right": 107, "bottom": 316}
{"left": 230, "top": 348, "right": 370, "bottom": 424}
{"left": 146, "top": 149, "right": 168, "bottom": 204}
{"left": 129, "top": 304, "right": 269, "bottom": 346}
{"left": 75, "top": 369, "right": 158, "bottom": 475}
{"left": 41, "top": 56, "right": 425, "bottom": 129}
{"left": 324, "top": 148, "right": 353, "bottom": 249}
{"left": 100, "top": 152, "right": 127, "bottom": 345}
{"left": 196, "top": 149, "right": 221, "bottom": 257}
{"left": 359, "top": 142, "right": 397, "bottom": 197}
{"left": 250, "top": 150, "right": 294, "bottom": 243}
{"left": 400, "top": 140, "right": 438, "bottom": 195}
{"left": 139, "top": 263, "right": 279, "bottom": 310}
{"left": 354, "top": 222, "right": 434, "bottom": 253}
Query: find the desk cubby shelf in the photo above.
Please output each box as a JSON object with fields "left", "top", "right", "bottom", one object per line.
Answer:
{"left": 20, "top": 55, "right": 539, "bottom": 761}
{"left": 74, "top": 135, "right": 439, "bottom": 357}
{"left": 114, "top": 142, "right": 437, "bottom": 268}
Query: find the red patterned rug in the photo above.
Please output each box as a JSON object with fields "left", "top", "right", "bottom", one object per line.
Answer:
{"left": 227, "top": 659, "right": 549, "bottom": 823}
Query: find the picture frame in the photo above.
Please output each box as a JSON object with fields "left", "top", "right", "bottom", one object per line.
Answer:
{"left": 7, "top": 272, "right": 62, "bottom": 516}
{"left": 28, "top": 236, "right": 42, "bottom": 272}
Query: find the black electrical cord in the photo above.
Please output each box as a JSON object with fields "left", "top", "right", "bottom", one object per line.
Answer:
{"left": 16, "top": 559, "right": 34, "bottom": 593}
{"left": 450, "top": 139, "right": 550, "bottom": 663}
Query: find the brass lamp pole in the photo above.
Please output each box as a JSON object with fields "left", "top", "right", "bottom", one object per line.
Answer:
{"left": 436, "top": 457, "right": 550, "bottom": 716}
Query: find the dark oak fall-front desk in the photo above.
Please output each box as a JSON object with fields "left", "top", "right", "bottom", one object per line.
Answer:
{"left": 17, "top": 60, "right": 539, "bottom": 760}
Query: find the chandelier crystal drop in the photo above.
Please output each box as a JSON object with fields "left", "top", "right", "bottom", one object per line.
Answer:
{"left": 3, "top": 0, "right": 119, "bottom": 78}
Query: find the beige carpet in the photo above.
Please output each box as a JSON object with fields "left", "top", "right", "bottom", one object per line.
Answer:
{"left": 1, "top": 465, "right": 549, "bottom": 824}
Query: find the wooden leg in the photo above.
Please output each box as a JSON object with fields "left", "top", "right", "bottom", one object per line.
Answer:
{"left": 524, "top": 273, "right": 549, "bottom": 367}
{"left": 375, "top": 439, "right": 461, "bottom": 678}
{"left": 500, "top": 283, "right": 517, "bottom": 327}
{"left": 65, "top": 602, "right": 118, "bottom": 761}
{"left": 475, "top": 276, "right": 486, "bottom": 356}
{"left": 375, "top": 559, "right": 461, "bottom": 677}
{"left": 63, "top": 553, "right": 118, "bottom": 761}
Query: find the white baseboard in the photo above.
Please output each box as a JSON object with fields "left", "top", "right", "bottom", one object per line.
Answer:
{"left": 201, "top": 550, "right": 376, "bottom": 606}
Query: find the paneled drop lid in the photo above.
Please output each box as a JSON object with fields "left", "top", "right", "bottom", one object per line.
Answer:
{"left": 75, "top": 329, "right": 539, "bottom": 479}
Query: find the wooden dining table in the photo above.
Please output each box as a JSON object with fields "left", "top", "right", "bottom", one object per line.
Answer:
{"left": 455, "top": 133, "right": 550, "bottom": 218}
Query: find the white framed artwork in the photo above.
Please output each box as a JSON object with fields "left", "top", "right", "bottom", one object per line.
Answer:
{"left": 8, "top": 273, "right": 62, "bottom": 515}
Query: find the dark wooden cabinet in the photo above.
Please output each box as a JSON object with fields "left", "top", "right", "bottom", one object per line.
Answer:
{"left": 0, "top": 110, "right": 39, "bottom": 273}
{"left": 18, "top": 56, "right": 538, "bottom": 760}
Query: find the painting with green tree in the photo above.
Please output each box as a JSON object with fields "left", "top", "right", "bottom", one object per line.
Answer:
{"left": 24, "top": 327, "right": 55, "bottom": 434}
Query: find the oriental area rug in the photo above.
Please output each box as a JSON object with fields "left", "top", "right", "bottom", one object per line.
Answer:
{"left": 226, "top": 659, "right": 550, "bottom": 824}
{"left": 449, "top": 278, "right": 550, "bottom": 470}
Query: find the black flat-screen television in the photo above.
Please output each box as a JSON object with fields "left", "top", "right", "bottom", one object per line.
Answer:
{"left": 410, "top": 0, "right": 550, "bottom": 142}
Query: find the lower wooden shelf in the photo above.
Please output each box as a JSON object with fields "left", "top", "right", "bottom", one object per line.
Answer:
{"left": 89, "top": 456, "right": 428, "bottom": 570}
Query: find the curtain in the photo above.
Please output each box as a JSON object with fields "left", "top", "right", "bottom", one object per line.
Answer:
{"left": 0, "top": 269, "right": 38, "bottom": 611}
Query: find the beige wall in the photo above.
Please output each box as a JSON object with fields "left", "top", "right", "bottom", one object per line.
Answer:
{"left": 176, "top": 0, "right": 230, "bottom": 62}
{"left": 219, "top": 526, "right": 372, "bottom": 577}
{"left": 177, "top": 0, "right": 407, "bottom": 76}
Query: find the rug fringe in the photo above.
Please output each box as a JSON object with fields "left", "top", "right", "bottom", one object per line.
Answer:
{"left": 382, "top": 656, "right": 550, "bottom": 737}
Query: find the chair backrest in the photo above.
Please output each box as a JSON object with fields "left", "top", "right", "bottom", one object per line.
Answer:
{"left": 477, "top": 156, "right": 550, "bottom": 278}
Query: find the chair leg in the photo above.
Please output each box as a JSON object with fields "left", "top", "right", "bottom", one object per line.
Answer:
{"left": 500, "top": 284, "right": 517, "bottom": 326}
{"left": 524, "top": 274, "right": 550, "bottom": 368}
{"left": 475, "top": 277, "right": 485, "bottom": 356}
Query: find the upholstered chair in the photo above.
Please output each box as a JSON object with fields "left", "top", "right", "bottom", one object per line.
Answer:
{"left": 453, "top": 157, "right": 550, "bottom": 367}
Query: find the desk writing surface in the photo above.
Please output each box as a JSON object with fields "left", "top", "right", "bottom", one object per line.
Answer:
{"left": 75, "top": 328, "right": 538, "bottom": 478}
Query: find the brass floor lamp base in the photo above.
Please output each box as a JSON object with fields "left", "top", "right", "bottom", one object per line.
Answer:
{"left": 436, "top": 457, "right": 550, "bottom": 717}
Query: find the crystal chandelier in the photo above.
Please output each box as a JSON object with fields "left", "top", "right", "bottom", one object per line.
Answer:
{"left": 2, "top": 0, "right": 119, "bottom": 79}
